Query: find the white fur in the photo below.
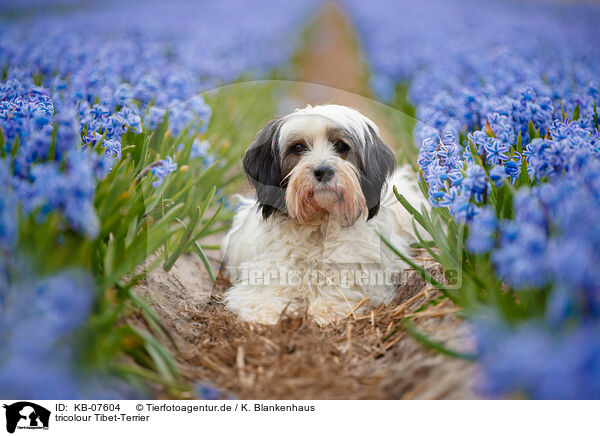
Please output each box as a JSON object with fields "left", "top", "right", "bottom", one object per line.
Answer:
{"left": 280, "top": 104, "right": 379, "bottom": 144}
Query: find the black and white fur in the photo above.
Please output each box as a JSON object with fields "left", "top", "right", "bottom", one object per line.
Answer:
{"left": 222, "top": 104, "right": 426, "bottom": 325}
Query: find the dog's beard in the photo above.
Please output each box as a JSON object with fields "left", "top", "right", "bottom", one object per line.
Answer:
{"left": 285, "top": 160, "right": 367, "bottom": 226}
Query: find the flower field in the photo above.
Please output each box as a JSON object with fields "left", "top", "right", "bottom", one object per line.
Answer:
{"left": 344, "top": 0, "right": 600, "bottom": 398}
{"left": 0, "top": 0, "right": 316, "bottom": 398}
{"left": 1, "top": 0, "right": 599, "bottom": 400}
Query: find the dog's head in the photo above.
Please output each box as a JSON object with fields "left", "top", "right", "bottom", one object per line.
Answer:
{"left": 243, "top": 104, "right": 396, "bottom": 225}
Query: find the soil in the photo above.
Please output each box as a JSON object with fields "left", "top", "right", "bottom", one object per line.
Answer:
{"left": 132, "top": 2, "right": 477, "bottom": 400}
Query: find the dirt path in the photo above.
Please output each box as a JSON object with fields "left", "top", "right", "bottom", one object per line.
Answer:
{"left": 295, "top": 2, "right": 371, "bottom": 100}
{"left": 289, "top": 2, "right": 416, "bottom": 153}
{"left": 133, "top": 3, "right": 476, "bottom": 400}
{"left": 135, "top": 251, "right": 475, "bottom": 399}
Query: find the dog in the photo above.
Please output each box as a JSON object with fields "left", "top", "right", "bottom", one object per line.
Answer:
{"left": 221, "top": 104, "right": 426, "bottom": 325}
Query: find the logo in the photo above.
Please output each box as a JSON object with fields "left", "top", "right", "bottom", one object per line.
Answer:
{"left": 2, "top": 402, "right": 50, "bottom": 434}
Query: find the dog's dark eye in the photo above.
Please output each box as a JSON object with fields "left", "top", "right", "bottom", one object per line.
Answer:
{"left": 290, "top": 143, "right": 307, "bottom": 154}
{"left": 334, "top": 141, "right": 350, "bottom": 154}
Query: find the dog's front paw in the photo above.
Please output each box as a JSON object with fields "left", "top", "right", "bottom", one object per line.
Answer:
{"left": 225, "top": 284, "right": 301, "bottom": 325}
{"left": 238, "top": 306, "right": 283, "bottom": 325}
{"left": 228, "top": 298, "right": 285, "bottom": 325}
{"left": 308, "top": 301, "right": 347, "bottom": 326}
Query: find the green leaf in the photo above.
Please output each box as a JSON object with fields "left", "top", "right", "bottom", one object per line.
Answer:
{"left": 10, "top": 134, "right": 19, "bottom": 160}
{"left": 528, "top": 120, "right": 537, "bottom": 141}
{"left": 572, "top": 104, "right": 580, "bottom": 121}
{"left": 393, "top": 187, "right": 427, "bottom": 229}
{"left": 163, "top": 205, "right": 202, "bottom": 272}
{"left": 191, "top": 198, "right": 224, "bottom": 240}
{"left": 112, "top": 364, "right": 188, "bottom": 392}
{"left": 402, "top": 319, "right": 476, "bottom": 360}
{"left": 103, "top": 234, "right": 116, "bottom": 278}
{"left": 378, "top": 231, "right": 456, "bottom": 302}
{"left": 140, "top": 331, "right": 177, "bottom": 383}
{"left": 559, "top": 100, "right": 567, "bottom": 121}
{"left": 411, "top": 218, "right": 441, "bottom": 263}
{"left": 518, "top": 153, "right": 529, "bottom": 187}
{"left": 192, "top": 240, "right": 216, "bottom": 283}
{"left": 467, "top": 138, "right": 484, "bottom": 167}
{"left": 199, "top": 186, "right": 217, "bottom": 219}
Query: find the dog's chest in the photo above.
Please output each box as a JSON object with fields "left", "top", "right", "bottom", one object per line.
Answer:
{"left": 257, "top": 217, "right": 385, "bottom": 268}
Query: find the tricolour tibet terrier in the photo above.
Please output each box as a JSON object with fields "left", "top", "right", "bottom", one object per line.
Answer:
{"left": 222, "top": 104, "right": 426, "bottom": 325}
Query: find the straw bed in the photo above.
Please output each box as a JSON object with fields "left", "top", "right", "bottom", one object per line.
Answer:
{"left": 133, "top": 250, "right": 476, "bottom": 399}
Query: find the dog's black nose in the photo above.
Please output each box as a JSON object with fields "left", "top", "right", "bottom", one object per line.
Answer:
{"left": 313, "top": 165, "right": 334, "bottom": 183}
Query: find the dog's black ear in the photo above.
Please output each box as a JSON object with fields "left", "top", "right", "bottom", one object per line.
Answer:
{"left": 360, "top": 126, "right": 397, "bottom": 219}
{"left": 242, "top": 118, "right": 285, "bottom": 219}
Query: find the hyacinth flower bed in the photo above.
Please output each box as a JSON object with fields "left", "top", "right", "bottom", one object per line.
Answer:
{"left": 2, "top": 0, "right": 600, "bottom": 401}
{"left": 343, "top": 0, "right": 600, "bottom": 398}
{"left": 0, "top": 0, "right": 316, "bottom": 399}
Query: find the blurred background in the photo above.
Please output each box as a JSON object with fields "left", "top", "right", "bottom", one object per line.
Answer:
{"left": 1, "top": 0, "right": 599, "bottom": 400}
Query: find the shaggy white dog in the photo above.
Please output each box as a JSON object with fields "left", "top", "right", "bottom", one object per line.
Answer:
{"left": 222, "top": 105, "right": 426, "bottom": 325}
